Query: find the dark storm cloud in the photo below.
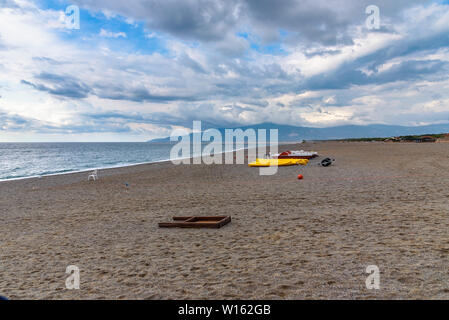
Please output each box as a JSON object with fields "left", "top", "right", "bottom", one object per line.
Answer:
{"left": 75, "top": 0, "right": 242, "bottom": 42}
{"left": 143, "top": 0, "right": 240, "bottom": 42}
{"left": 21, "top": 73, "right": 91, "bottom": 99}
{"left": 245, "top": 0, "right": 431, "bottom": 41}
{"left": 73, "top": 0, "right": 431, "bottom": 46}
{"left": 93, "top": 86, "right": 199, "bottom": 103}
{"left": 244, "top": 0, "right": 353, "bottom": 45}
{"left": 357, "top": 31, "right": 449, "bottom": 72}
{"left": 21, "top": 72, "right": 198, "bottom": 103}
{"left": 0, "top": 110, "right": 33, "bottom": 130}
{"left": 304, "top": 60, "right": 449, "bottom": 90}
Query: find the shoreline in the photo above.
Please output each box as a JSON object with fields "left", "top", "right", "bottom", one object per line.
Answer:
{"left": 0, "top": 158, "right": 174, "bottom": 184}
{"left": 0, "top": 142, "right": 299, "bottom": 183}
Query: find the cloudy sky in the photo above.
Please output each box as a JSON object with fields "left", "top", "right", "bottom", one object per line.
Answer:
{"left": 0, "top": 0, "right": 448, "bottom": 141}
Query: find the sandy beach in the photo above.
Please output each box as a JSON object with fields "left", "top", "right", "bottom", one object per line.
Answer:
{"left": 1, "top": 141, "right": 449, "bottom": 299}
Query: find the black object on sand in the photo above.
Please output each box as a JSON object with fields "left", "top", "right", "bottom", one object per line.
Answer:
{"left": 0, "top": 295, "right": 8, "bottom": 300}
{"left": 320, "top": 158, "right": 335, "bottom": 167}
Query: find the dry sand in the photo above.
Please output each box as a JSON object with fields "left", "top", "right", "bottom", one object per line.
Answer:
{"left": 1, "top": 141, "right": 449, "bottom": 299}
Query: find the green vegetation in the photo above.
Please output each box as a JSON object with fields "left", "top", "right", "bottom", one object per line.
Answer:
{"left": 400, "top": 134, "right": 446, "bottom": 140}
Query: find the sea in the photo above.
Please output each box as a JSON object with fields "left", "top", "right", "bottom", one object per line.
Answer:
{"left": 0, "top": 142, "right": 250, "bottom": 181}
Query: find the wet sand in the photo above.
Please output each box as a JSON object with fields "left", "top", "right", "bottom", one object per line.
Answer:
{"left": 1, "top": 141, "right": 449, "bottom": 299}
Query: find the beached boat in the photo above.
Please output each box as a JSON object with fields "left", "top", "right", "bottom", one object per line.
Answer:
{"left": 248, "top": 158, "right": 309, "bottom": 167}
{"left": 272, "top": 150, "right": 318, "bottom": 159}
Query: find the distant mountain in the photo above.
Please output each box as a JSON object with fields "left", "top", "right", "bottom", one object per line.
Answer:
{"left": 148, "top": 122, "right": 449, "bottom": 143}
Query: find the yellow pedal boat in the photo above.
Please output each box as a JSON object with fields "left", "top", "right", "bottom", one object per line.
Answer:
{"left": 248, "top": 158, "right": 309, "bottom": 167}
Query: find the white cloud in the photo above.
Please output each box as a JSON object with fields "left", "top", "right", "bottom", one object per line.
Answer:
{"left": 99, "top": 28, "right": 127, "bottom": 38}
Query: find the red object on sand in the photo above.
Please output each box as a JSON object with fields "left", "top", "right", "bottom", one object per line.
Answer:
{"left": 297, "top": 174, "right": 304, "bottom": 180}
{"left": 274, "top": 150, "right": 318, "bottom": 159}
